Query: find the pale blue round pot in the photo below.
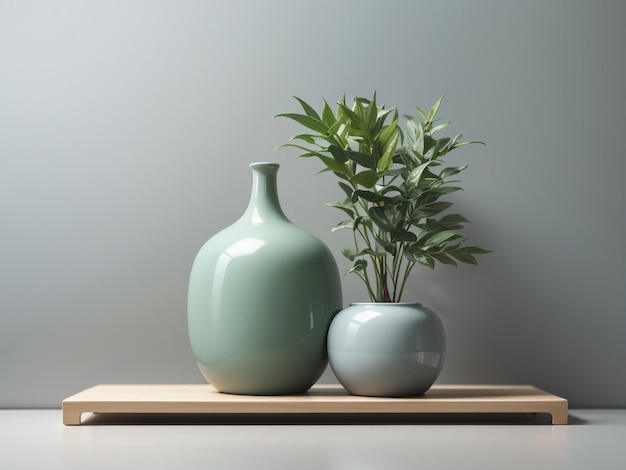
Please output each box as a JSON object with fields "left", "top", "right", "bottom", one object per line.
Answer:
{"left": 188, "top": 162, "right": 342, "bottom": 395}
{"left": 327, "top": 302, "right": 445, "bottom": 397}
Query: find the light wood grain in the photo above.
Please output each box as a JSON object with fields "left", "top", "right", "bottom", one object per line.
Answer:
{"left": 62, "top": 384, "right": 568, "bottom": 425}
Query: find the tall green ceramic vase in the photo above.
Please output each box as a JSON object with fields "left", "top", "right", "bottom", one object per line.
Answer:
{"left": 188, "top": 162, "right": 342, "bottom": 395}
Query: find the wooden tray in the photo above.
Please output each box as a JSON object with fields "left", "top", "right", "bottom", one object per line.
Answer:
{"left": 62, "top": 384, "right": 568, "bottom": 425}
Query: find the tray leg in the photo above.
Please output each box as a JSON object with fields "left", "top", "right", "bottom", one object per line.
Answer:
{"left": 62, "top": 405, "right": 83, "bottom": 426}
{"left": 551, "top": 404, "right": 569, "bottom": 425}
{"left": 551, "top": 412, "right": 568, "bottom": 425}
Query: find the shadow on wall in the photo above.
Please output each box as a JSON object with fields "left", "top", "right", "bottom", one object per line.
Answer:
{"left": 396, "top": 211, "right": 556, "bottom": 389}
{"left": 397, "top": 209, "right": 623, "bottom": 407}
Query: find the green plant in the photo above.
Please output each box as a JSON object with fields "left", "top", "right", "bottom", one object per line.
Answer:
{"left": 276, "top": 93, "right": 489, "bottom": 302}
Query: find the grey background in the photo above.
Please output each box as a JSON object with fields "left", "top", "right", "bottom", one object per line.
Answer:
{"left": 1, "top": 0, "right": 624, "bottom": 408}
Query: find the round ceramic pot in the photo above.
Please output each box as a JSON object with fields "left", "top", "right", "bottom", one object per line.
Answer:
{"left": 188, "top": 162, "right": 342, "bottom": 395}
{"left": 327, "top": 302, "right": 445, "bottom": 397}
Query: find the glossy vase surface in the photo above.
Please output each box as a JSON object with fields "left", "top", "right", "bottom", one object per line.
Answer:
{"left": 327, "top": 302, "right": 445, "bottom": 397}
{"left": 188, "top": 162, "right": 342, "bottom": 395}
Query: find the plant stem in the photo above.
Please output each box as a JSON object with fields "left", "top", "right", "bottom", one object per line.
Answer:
{"left": 391, "top": 243, "right": 405, "bottom": 302}
{"left": 352, "top": 226, "right": 376, "bottom": 301}
{"left": 396, "top": 261, "right": 416, "bottom": 302}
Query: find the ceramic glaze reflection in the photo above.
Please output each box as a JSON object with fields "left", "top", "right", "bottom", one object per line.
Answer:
{"left": 328, "top": 302, "right": 445, "bottom": 397}
{"left": 188, "top": 162, "right": 342, "bottom": 395}
{"left": 224, "top": 238, "right": 266, "bottom": 257}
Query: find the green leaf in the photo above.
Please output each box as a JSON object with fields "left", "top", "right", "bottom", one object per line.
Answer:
{"left": 331, "top": 220, "right": 354, "bottom": 232}
{"left": 276, "top": 113, "right": 328, "bottom": 134}
{"left": 375, "top": 120, "right": 399, "bottom": 172}
{"left": 352, "top": 216, "right": 364, "bottom": 231}
{"left": 278, "top": 146, "right": 338, "bottom": 163}
{"left": 353, "top": 97, "right": 366, "bottom": 118}
{"left": 431, "top": 252, "right": 458, "bottom": 266}
{"left": 390, "top": 229, "right": 417, "bottom": 243}
{"left": 348, "top": 259, "right": 368, "bottom": 274}
{"left": 290, "top": 133, "right": 316, "bottom": 145}
{"left": 374, "top": 234, "right": 397, "bottom": 256}
{"left": 369, "top": 205, "right": 402, "bottom": 230}
{"left": 415, "top": 218, "right": 445, "bottom": 234}
{"left": 361, "top": 247, "right": 386, "bottom": 257}
{"left": 377, "top": 107, "right": 395, "bottom": 122}
{"left": 374, "top": 121, "right": 398, "bottom": 151}
{"left": 338, "top": 182, "right": 353, "bottom": 198}
{"left": 324, "top": 120, "right": 344, "bottom": 144}
{"left": 341, "top": 246, "right": 385, "bottom": 261}
{"left": 431, "top": 121, "right": 450, "bottom": 134}
{"left": 338, "top": 104, "right": 368, "bottom": 131}
{"left": 379, "top": 185, "right": 404, "bottom": 197}
{"left": 406, "top": 118, "right": 424, "bottom": 154}
{"left": 436, "top": 137, "right": 452, "bottom": 155}
{"left": 345, "top": 150, "right": 377, "bottom": 170}
{"left": 446, "top": 134, "right": 485, "bottom": 151}
{"left": 423, "top": 230, "right": 462, "bottom": 249}
{"left": 328, "top": 144, "right": 348, "bottom": 163}
{"left": 406, "top": 161, "right": 437, "bottom": 187}
{"left": 398, "top": 148, "right": 423, "bottom": 169}
{"left": 353, "top": 190, "right": 393, "bottom": 204}
{"left": 341, "top": 246, "right": 358, "bottom": 261}
{"left": 364, "top": 91, "right": 378, "bottom": 129}
{"left": 427, "top": 94, "right": 445, "bottom": 122}
{"left": 378, "top": 147, "right": 394, "bottom": 173}
{"left": 440, "top": 165, "right": 468, "bottom": 178}
{"left": 359, "top": 216, "right": 373, "bottom": 230}
{"left": 418, "top": 201, "right": 453, "bottom": 217}
{"left": 321, "top": 100, "right": 336, "bottom": 127}
{"left": 453, "top": 140, "right": 484, "bottom": 149}
{"left": 414, "top": 105, "right": 428, "bottom": 121}
{"left": 350, "top": 170, "right": 379, "bottom": 188}
{"left": 439, "top": 213, "right": 470, "bottom": 225}
{"left": 424, "top": 140, "right": 441, "bottom": 160}
{"left": 277, "top": 142, "right": 315, "bottom": 153}
{"left": 451, "top": 252, "right": 476, "bottom": 264}
{"left": 317, "top": 155, "right": 349, "bottom": 176}
{"left": 448, "top": 245, "right": 491, "bottom": 265}
{"left": 338, "top": 120, "right": 352, "bottom": 142}
{"left": 404, "top": 250, "right": 435, "bottom": 269}
{"left": 295, "top": 151, "right": 325, "bottom": 159}
{"left": 420, "top": 186, "right": 462, "bottom": 204}
{"left": 327, "top": 201, "right": 355, "bottom": 218}
{"left": 318, "top": 167, "right": 348, "bottom": 181}
{"left": 293, "top": 97, "right": 321, "bottom": 120}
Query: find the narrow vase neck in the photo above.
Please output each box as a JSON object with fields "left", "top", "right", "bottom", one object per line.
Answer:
{"left": 244, "top": 162, "right": 289, "bottom": 224}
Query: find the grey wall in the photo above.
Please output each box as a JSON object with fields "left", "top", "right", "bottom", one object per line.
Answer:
{"left": 1, "top": 0, "right": 625, "bottom": 408}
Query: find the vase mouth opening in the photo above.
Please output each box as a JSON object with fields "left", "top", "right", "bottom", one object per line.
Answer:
{"left": 350, "top": 302, "right": 422, "bottom": 307}
{"left": 250, "top": 162, "right": 280, "bottom": 170}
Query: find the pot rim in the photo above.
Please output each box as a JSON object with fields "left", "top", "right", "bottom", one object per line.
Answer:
{"left": 350, "top": 301, "right": 422, "bottom": 307}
